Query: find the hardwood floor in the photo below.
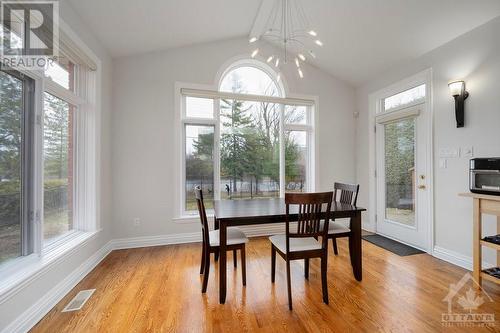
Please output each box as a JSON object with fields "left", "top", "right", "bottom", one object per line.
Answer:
{"left": 32, "top": 237, "right": 499, "bottom": 332}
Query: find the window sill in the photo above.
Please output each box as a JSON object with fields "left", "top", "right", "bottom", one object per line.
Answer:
{"left": 0, "top": 229, "right": 101, "bottom": 305}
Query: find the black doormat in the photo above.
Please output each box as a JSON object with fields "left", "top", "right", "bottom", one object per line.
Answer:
{"left": 362, "top": 234, "right": 424, "bottom": 256}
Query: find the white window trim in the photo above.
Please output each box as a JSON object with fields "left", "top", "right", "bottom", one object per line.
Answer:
{"left": 175, "top": 80, "right": 318, "bottom": 219}
{"left": 0, "top": 17, "right": 102, "bottom": 299}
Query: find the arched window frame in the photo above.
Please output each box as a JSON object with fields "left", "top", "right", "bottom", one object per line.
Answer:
{"left": 176, "top": 59, "right": 316, "bottom": 217}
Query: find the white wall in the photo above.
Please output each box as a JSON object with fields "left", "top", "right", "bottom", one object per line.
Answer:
{"left": 356, "top": 17, "right": 500, "bottom": 265}
{"left": 111, "top": 38, "right": 356, "bottom": 238}
{"left": 0, "top": 0, "right": 113, "bottom": 330}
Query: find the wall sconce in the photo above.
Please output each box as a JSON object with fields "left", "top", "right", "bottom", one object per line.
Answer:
{"left": 448, "top": 80, "right": 469, "bottom": 128}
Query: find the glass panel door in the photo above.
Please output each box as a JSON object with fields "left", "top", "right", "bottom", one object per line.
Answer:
{"left": 384, "top": 117, "right": 416, "bottom": 226}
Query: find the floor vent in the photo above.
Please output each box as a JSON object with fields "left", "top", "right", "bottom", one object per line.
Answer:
{"left": 62, "top": 289, "right": 95, "bottom": 312}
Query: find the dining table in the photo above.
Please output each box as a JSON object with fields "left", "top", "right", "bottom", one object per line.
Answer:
{"left": 213, "top": 198, "right": 366, "bottom": 304}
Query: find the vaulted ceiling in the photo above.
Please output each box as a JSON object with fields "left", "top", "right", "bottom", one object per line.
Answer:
{"left": 68, "top": 0, "right": 500, "bottom": 86}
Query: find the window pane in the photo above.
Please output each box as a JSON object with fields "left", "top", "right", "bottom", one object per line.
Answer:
{"left": 43, "top": 93, "right": 74, "bottom": 242}
{"left": 285, "top": 131, "right": 307, "bottom": 193}
{"left": 384, "top": 84, "right": 425, "bottom": 111}
{"left": 45, "top": 58, "right": 75, "bottom": 91}
{"left": 185, "top": 125, "right": 214, "bottom": 212}
{"left": 384, "top": 118, "right": 415, "bottom": 226}
{"left": 220, "top": 99, "right": 280, "bottom": 200}
{"left": 185, "top": 97, "right": 213, "bottom": 118}
{"left": 220, "top": 66, "right": 280, "bottom": 96}
{"left": 0, "top": 71, "right": 23, "bottom": 264}
{"left": 285, "top": 105, "right": 307, "bottom": 124}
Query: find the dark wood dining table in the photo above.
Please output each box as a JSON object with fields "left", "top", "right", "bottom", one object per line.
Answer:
{"left": 213, "top": 198, "right": 366, "bottom": 304}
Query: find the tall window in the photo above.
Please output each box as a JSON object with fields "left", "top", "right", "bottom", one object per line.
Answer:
{"left": 43, "top": 58, "right": 77, "bottom": 244}
{"left": 0, "top": 70, "right": 34, "bottom": 265}
{"left": 181, "top": 64, "right": 314, "bottom": 215}
{"left": 0, "top": 57, "right": 97, "bottom": 268}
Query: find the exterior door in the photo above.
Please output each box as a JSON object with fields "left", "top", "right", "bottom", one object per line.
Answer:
{"left": 375, "top": 89, "right": 430, "bottom": 250}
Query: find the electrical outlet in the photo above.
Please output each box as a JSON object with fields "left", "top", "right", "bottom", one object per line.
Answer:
{"left": 133, "top": 218, "right": 141, "bottom": 227}
{"left": 439, "top": 158, "right": 447, "bottom": 169}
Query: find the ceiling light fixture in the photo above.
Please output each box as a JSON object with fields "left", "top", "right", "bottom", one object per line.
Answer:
{"left": 248, "top": 0, "right": 322, "bottom": 79}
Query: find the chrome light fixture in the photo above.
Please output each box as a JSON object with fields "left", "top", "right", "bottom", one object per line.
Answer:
{"left": 448, "top": 80, "right": 469, "bottom": 128}
{"left": 248, "top": 0, "right": 322, "bottom": 79}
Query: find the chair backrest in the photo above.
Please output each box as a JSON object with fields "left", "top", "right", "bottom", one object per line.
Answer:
{"left": 194, "top": 186, "right": 210, "bottom": 244}
{"left": 333, "top": 182, "right": 360, "bottom": 206}
{"left": 285, "top": 192, "right": 333, "bottom": 252}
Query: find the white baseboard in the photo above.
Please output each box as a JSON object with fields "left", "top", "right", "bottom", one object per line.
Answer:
{"left": 111, "top": 232, "right": 201, "bottom": 250}
{"left": 110, "top": 224, "right": 286, "bottom": 250}
{"left": 2, "top": 241, "right": 113, "bottom": 333}
{"left": 433, "top": 246, "right": 495, "bottom": 271}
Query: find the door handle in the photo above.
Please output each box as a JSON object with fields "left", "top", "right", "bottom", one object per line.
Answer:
{"left": 418, "top": 185, "right": 426, "bottom": 189}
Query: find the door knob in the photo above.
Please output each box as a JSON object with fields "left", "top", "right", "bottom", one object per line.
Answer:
{"left": 418, "top": 185, "right": 426, "bottom": 189}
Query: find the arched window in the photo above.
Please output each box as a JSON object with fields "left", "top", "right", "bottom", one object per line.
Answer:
{"left": 179, "top": 60, "right": 314, "bottom": 215}
{"left": 219, "top": 65, "right": 282, "bottom": 97}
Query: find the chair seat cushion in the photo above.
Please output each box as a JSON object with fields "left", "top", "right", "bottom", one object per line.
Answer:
{"left": 209, "top": 227, "right": 248, "bottom": 247}
{"left": 320, "top": 221, "right": 351, "bottom": 234}
{"left": 269, "top": 234, "right": 322, "bottom": 253}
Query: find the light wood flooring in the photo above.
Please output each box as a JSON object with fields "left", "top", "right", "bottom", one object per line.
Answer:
{"left": 31, "top": 237, "right": 499, "bottom": 332}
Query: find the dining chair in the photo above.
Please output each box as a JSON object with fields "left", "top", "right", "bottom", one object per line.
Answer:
{"left": 326, "top": 182, "right": 360, "bottom": 255}
{"left": 194, "top": 186, "right": 248, "bottom": 293}
{"left": 269, "top": 191, "right": 333, "bottom": 310}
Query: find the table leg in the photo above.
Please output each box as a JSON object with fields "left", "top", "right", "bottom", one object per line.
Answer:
{"left": 349, "top": 212, "right": 362, "bottom": 281}
{"left": 473, "top": 198, "right": 482, "bottom": 288}
{"left": 219, "top": 221, "right": 227, "bottom": 304}
{"left": 214, "top": 219, "right": 220, "bottom": 261}
{"left": 497, "top": 215, "right": 500, "bottom": 268}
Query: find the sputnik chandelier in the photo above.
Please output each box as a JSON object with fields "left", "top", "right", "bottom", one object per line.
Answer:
{"left": 248, "top": 0, "right": 323, "bottom": 80}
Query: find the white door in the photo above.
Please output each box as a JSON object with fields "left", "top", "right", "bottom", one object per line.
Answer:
{"left": 375, "top": 86, "right": 431, "bottom": 251}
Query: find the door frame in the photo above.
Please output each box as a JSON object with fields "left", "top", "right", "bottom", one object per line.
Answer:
{"left": 367, "top": 68, "right": 434, "bottom": 254}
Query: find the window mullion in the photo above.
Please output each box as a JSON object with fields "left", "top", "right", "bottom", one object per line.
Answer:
{"left": 279, "top": 104, "right": 285, "bottom": 198}
{"left": 214, "top": 99, "right": 221, "bottom": 201}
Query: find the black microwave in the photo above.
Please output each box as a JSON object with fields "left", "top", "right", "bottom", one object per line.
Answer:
{"left": 470, "top": 158, "right": 500, "bottom": 195}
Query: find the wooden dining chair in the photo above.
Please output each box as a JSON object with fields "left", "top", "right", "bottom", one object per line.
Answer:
{"left": 326, "top": 182, "right": 360, "bottom": 255}
{"left": 194, "top": 186, "right": 248, "bottom": 293}
{"left": 269, "top": 191, "right": 333, "bottom": 310}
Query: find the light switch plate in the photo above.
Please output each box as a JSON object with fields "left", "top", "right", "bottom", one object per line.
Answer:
{"left": 462, "top": 146, "right": 474, "bottom": 158}
{"left": 439, "top": 148, "right": 460, "bottom": 158}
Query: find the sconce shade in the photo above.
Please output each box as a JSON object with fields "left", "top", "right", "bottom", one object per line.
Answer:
{"left": 448, "top": 80, "right": 464, "bottom": 96}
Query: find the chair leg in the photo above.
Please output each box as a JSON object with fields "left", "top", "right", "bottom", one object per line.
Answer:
{"left": 233, "top": 249, "right": 237, "bottom": 268}
{"left": 271, "top": 246, "right": 276, "bottom": 283}
{"left": 241, "top": 246, "right": 246, "bottom": 286}
{"left": 332, "top": 238, "right": 339, "bottom": 255}
{"left": 321, "top": 255, "right": 329, "bottom": 304}
{"left": 202, "top": 250, "right": 210, "bottom": 293}
{"left": 200, "top": 245, "right": 205, "bottom": 274}
{"left": 304, "top": 258, "right": 309, "bottom": 280}
{"left": 286, "top": 260, "right": 293, "bottom": 310}
{"left": 214, "top": 249, "right": 219, "bottom": 261}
